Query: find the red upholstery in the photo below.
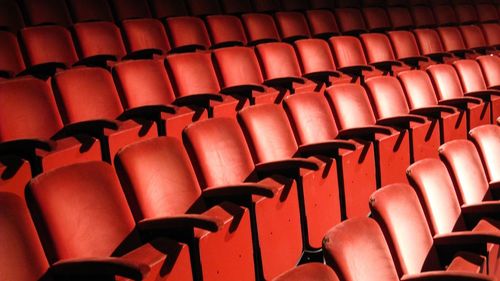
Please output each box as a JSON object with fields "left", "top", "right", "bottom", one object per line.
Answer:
{"left": 362, "top": 7, "right": 391, "bottom": 32}
{"left": 455, "top": 4, "right": 479, "bottom": 25}
{"left": 220, "top": 0, "right": 253, "bottom": 14}
{"left": 0, "top": 31, "right": 25, "bottom": 77}
{"left": 273, "top": 263, "right": 339, "bottom": 281}
{"left": 326, "top": 83, "right": 410, "bottom": 188}
{"left": 116, "top": 137, "right": 255, "bottom": 281}
{"left": 387, "top": 7, "right": 414, "bottom": 30}
{"left": 0, "top": 0, "right": 25, "bottom": 33}
{"left": 476, "top": 4, "right": 499, "bottom": 23}
{"left": 165, "top": 16, "right": 211, "bottom": 51}
{"left": 334, "top": 8, "right": 367, "bottom": 34}
{"left": 469, "top": 125, "right": 500, "bottom": 183}
{"left": 0, "top": 156, "right": 31, "bottom": 197}
{"left": 284, "top": 93, "right": 377, "bottom": 219}
{"left": 21, "top": 0, "right": 72, "bottom": 26}
{"left": 184, "top": 118, "right": 302, "bottom": 280}
{"left": 437, "top": 26, "right": 476, "bottom": 58}
{"left": 66, "top": 0, "right": 114, "bottom": 22}
{"left": 274, "top": 11, "right": 311, "bottom": 42}
{"left": 477, "top": 55, "right": 500, "bottom": 89}
{"left": 480, "top": 24, "right": 500, "bottom": 48}
{"left": 241, "top": 13, "right": 280, "bottom": 45}
{"left": 305, "top": 9, "right": 340, "bottom": 39}
{"left": 206, "top": 15, "right": 247, "bottom": 47}
{"left": 149, "top": 0, "right": 189, "bottom": 18}
{"left": 414, "top": 28, "right": 456, "bottom": 63}
{"left": 360, "top": 33, "right": 411, "bottom": 75}
{"left": 186, "top": 0, "right": 221, "bottom": 16}
{"left": 459, "top": 25, "right": 496, "bottom": 54}
{"left": 278, "top": 0, "right": 308, "bottom": 11}
{"left": 411, "top": 6, "right": 436, "bottom": 28}
{"left": 309, "top": 0, "right": 335, "bottom": 10}
{"left": 433, "top": 5, "right": 459, "bottom": 26}
{"left": 252, "top": 0, "right": 280, "bottom": 13}
{"left": 109, "top": 0, "right": 151, "bottom": 20}
{"left": 121, "top": 18, "right": 171, "bottom": 57}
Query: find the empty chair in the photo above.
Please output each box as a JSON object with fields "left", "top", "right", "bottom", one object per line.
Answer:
{"left": 278, "top": 0, "right": 308, "bottom": 11}
{"left": 364, "top": 76, "right": 440, "bottom": 162}
{"left": 453, "top": 59, "right": 500, "bottom": 123}
{"left": 362, "top": 7, "right": 391, "bottom": 32}
{"left": 20, "top": 25, "right": 79, "bottom": 77}
{"left": 165, "top": 16, "right": 211, "bottom": 52}
{"left": 328, "top": 36, "right": 383, "bottom": 83}
{"left": 73, "top": 21, "right": 127, "bottom": 66}
{"left": 184, "top": 118, "right": 302, "bottom": 280}
{"left": 0, "top": 156, "right": 31, "bottom": 197}
{"left": 252, "top": 0, "right": 280, "bottom": 13}
{"left": 238, "top": 104, "right": 341, "bottom": 250}
{"left": 476, "top": 4, "right": 499, "bottom": 23}
{"left": 186, "top": 0, "right": 221, "bottom": 16}
{"left": 51, "top": 67, "right": 157, "bottom": 162}
{"left": 166, "top": 52, "right": 243, "bottom": 118}
{"left": 480, "top": 24, "right": 500, "bottom": 49}
{"left": 387, "top": 7, "right": 414, "bottom": 30}
{"left": 116, "top": 137, "right": 255, "bottom": 281}
{"left": 309, "top": 0, "right": 335, "bottom": 9}
{"left": 241, "top": 13, "right": 281, "bottom": 45}
{"left": 28, "top": 161, "right": 193, "bottom": 280}
{"left": 469, "top": 125, "right": 500, "bottom": 183}
{"left": 459, "top": 25, "right": 498, "bottom": 55}
{"left": 336, "top": 0, "right": 361, "bottom": 7}
{"left": 255, "top": 42, "right": 320, "bottom": 94}
{"left": 414, "top": 28, "right": 457, "bottom": 63}
{"left": 455, "top": 4, "right": 479, "bottom": 24}
{"left": 66, "top": 0, "right": 114, "bottom": 22}
{"left": 274, "top": 11, "right": 311, "bottom": 42}
{"left": 121, "top": 18, "right": 171, "bottom": 58}
{"left": 433, "top": 5, "right": 459, "bottom": 26}
{"left": 109, "top": 0, "right": 151, "bottom": 20}
{"left": 0, "top": 0, "right": 25, "bottom": 33}
{"left": 21, "top": 0, "right": 72, "bottom": 26}
{"left": 284, "top": 93, "right": 377, "bottom": 219}
{"left": 294, "top": 39, "right": 352, "bottom": 86}
{"left": 206, "top": 15, "right": 248, "bottom": 48}
{"left": 370, "top": 184, "right": 493, "bottom": 278}
{"left": 335, "top": 8, "right": 367, "bottom": 35}
{"left": 219, "top": 0, "right": 253, "bottom": 14}
{"left": 411, "top": 6, "right": 437, "bottom": 28}
{"left": 0, "top": 77, "right": 101, "bottom": 174}
{"left": 112, "top": 59, "right": 204, "bottom": 138}
{"left": 360, "top": 33, "right": 412, "bottom": 75}
{"left": 0, "top": 31, "right": 25, "bottom": 78}
{"left": 149, "top": 0, "right": 189, "bottom": 18}
{"left": 387, "top": 30, "right": 435, "bottom": 69}
{"left": 273, "top": 263, "right": 339, "bottom": 281}
{"left": 427, "top": 64, "right": 491, "bottom": 129}
{"left": 398, "top": 70, "right": 467, "bottom": 143}
{"left": 305, "top": 9, "right": 340, "bottom": 39}
{"left": 437, "top": 26, "right": 478, "bottom": 59}
{"left": 476, "top": 55, "right": 500, "bottom": 90}
{"left": 326, "top": 83, "right": 411, "bottom": 188}
{"left": 212, "top": 46, "right": 282, "bottom": 104}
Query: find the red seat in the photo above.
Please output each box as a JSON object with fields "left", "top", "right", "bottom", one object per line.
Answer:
{"left": 212, "top": 46, "right": 282, "bottom": 104}
{"left": 121, "top": 18, "right": 171, "bottom": 58}
{"left": 255, "top": 42, "right": 320, "bottom": 94}
{"left": 66, "top": 0, "right": 114, "bottom": 22}
{"left": 305, "top": 9, "right": 340, "bottom": 39}
{"left": 453, "top": 59, "right": 500, "bottom": 123}
{"left": 149, "top": 0, "right": 189, "bottom": 18}
{"left": 219, "top": 0, "right": 253, "bottom": 14}
{"left": 294, "top": 39, "right": 352, "bottom": 85}
{"left": 0, "top": 0, "right": 25, "bottom": 33}
{"left": 186, "top": 0, "right": 221, "bottom": 16}
{"left": 364, "top": 76, "right": 440, "bottom": 162}
{"left": 284, "top": 93, "right": 377, "bottom": 219}
{"left": 252, "top": 0, "right": 280, "bottom": 13}
{"left": 388, "top": 31, "right": 436, "bottom": 69}
{"left": 109, "top": 0, "right": 151, "bottom": 20}
{"left": 414, "top": 28, "right": 457, "bottom": 63}
{"left": 206, "top": 15, "right": 248, "bottom": 48}
{"left": 166, "top": 52, "right": 244, "bottom": 118}
{"left": 359, "top": 33, "right": 412, "bottom": 75}
{"left": 274, "top": 11, "right": 311, "bottom": 42}
{"left": 278, "top": 0, "right": 308, "bottom": 11}
{"left": 0, "top": 31, "right": 25, "bottom": 78}
{"left": 362, "top": 7, "right": 391, "bottom": 32}
{"left": 52, "top": 67, "right": 157, "bottom": 163}
{"left": 476, "top": 55, "right": 500, "bottom": 90}
{"left": 0, "top": 77, "right": 101, "bottom": 174}
{"left": 241, "top": 13, "right": 281, "bottom": 45}
{"left": 273, "top": 263, "right": 339, "bottom": 281}
{"left": 20, "top": 25, "right": 79, "bottom": 77}
{"left": 398, "top": 70, "right": 467, "bottom": 143}
{"left": 28, "top": 161, "right": 193, "bottom": 280}
{"left": 411, "top": 6, "right": 437, "bottom": 28}
{"left": 238, "top": 104, "right": 341, "bottom": 250}
{"left": 0, "top": 156, "right": 31, "bottom": 197}
{"left": 469, "top": 125, "right": 500, "bottom": 183}
{"left": 476, "top": 4, "right": 499, "bottom": 23}
{"left": 165, "top": 16, "right": 211, "bottom": 52}
{"left": 326, "top": 83, "right": 410, "bottom": 188}
{"left": 335, "top": 8, "right": 367, "bottom": 35}
{"left": 459, "top": 25, "right": 498, "bottom": 55}
{"left": 437, "top": 26, "right": 478, "bottom": 59}
{"left": 73, "top": 21, "right": 127, "bottom": 67}
{"left": 112, "top": 59, "right": 204, "bottom": 139}
{"left": 433, "top": 5, "right": 459, "bottom": 26}
{"left": 455, "top": 4, "right": 479, "bottom": 24}
{"left": 480, "top": 24, "right": 500, "bottom": 49}
{"left": 309, "top": 0, "right": 335, "bottom": 10}
{"left": 427, "top": 64, "right": 491, "bottom": 130}
{"left": 21, "top": 0, "right": 72, "bottom": 26}
{"left": 116, "top": 137, "right": 255, "bottom": 281}
{"left": 184, "top": 118, "right": 302, "bottom": 280}
{"left": 387, "top": 7, "right": 414, "bottom": 30}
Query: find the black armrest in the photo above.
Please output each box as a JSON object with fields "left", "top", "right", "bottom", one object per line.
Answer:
{"left": 263, "top": 77, "right": 306, "bottom": 89}
{"left": 122, "top": 49, "right": 164, "bottom": 60}
{"left": 296, "top": 140, "right": 357, "bottom": 158}
{"left": 202, "top": 183, "right": 278, "bottom": 199}
{"left": 434, "top": 231, "right": 500, "bottom": 246}
{"left": 52, "top": 119, "right": 119, "bottom": 140}
{"left": 410, "top": 105, "right": 456, "bottom": 118}
{"left": 254, "top": 158, "right": 320, "bottom": 177}
{"left": 0, "top": 139, "right": 52, "bottom": 154}
{"left": 74, "top": 55, "right": 117, "bottom": 67}
{"left": 117, "top": 105, "right": 176, "bottom": 121}
{"left": 220, "top": 84, "right": 266, "bottom": 98}
{"left": 438, "top": 97, "right": 482, "bottom": 108}
{"left": 461, "top": 201, "right": 500, "bottom": 219}
{"left": 427, "top": 52, "right": 453, "bottom": 62}
{"left": 338, "top": 65, "right": 374, "bottom": 76}
{"left": 337, "top": 125, "right": 393, "bottom": 140}
{"left": 50, "top": 257, "right": 147, "bottom": 281}
{"left": 399, "top": 56, "right": 429, "bottom": 67}
{"left": 371, "top": 61, "right": 403, "bottom": 72}
{"left": 303, "top": 70, "right": 342, "bottom": 81}
{"left": 402, "top": 271, "right": 493, "bottom": 281}
{"left": 169, "top": 44, "right": 206, "bottom": 54}
{"left": 18, "top": 62, "right": 67, "bottom": 78}
{"left": 490, "top": 181, "right": 500, "bottom": 199}
{"left": 138, "top": 214, "right": 222, "bottom": 233}
{"left": 465, "top": 90, "right": 500, "bottom": 101}
{"left": 172, "top": 93, "right": 223, "bottom": 108}
{"left": 376, "top": 114, "right": 427, "bottom": 128}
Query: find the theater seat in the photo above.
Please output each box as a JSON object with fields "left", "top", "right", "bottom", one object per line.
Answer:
{"left": 51, "top": 67, "right": 157, "bottom": 163}
{"left": 116, "top": 137, "right": 255, "bottom": 281}
{"left": 387, "top": 30, "right": 435, "bottom": 69}
{"left": 273, "top": 263, "right": 339, "bottom": 281}
{"left": 387, "top": 7, "right": 414, "bottom": 30}
{"left": 21, "top": 0, "right": 72, "bottom": 27}
{"left": 284, "top": 93, "right": 377, "bottom": 219}
{"left": 0, "top": 156, "right": 31, "bottom": 197}
{"left": 206, "top": 15, "right": 248, "bottom": 48}
{"left": 0, "top": 77, "right": 101, "bottom": 174}
{"left": 459, "top": 25, "right": 498, "bottom": 55}
{"left": 480, "top": 24, "right": 500, "bottom": 49}
{"left": 433, "top": 5, "right": 459, "bottom": 26}
{"left": 165, "top": 16, "right": 211, "bottom": 52}
{"left": 0, "top": 31, "right": 25, "bottom": 78}
{"left": 28, "top": 161, "right": 193, "bottom": 281}
{"left": 241, "top": 13, "right": 281, "bottom": 45}
{"left": 0, "top": 0, "right": 25, "bottom": 33}
{"left": 184, "top": 118, "right": 302, "bottom": 280}
{"left": 66, "top": 0, "right": 114, "bottom": 22}
{"left": 305, "top": 9, "right": 340, "bottom": 39}
{"left": 360, "top": 33, "right": 412, "bottom": 75}
{"left": 187, "top": 0, "right": 221, "bottom": 16}
{"left": 469, "top": 125, "right": 500, "bottom": 183}
{"left": 121, "top": 18, "right": 171, "bottom": 59}
{"left": 149, "top": 0, "right": 189, "bottom": 18}
{"left": 109, "top": 0, "right": 151, "bottom": 20}
{"left": 238, "top": 104, "right": 341, "bottom": 250}
{"left": 274, "top": 11, "right": 311, "bottom": 42}
{"left": 455, "top": 4, "right": 479, "bottom": 25}
{"left": 437, "top": 26, "right": 478, "bottom": 59}
{"left": 326, "top": 83, "right": 411, "bottom": 188}
{"left": 414, "top": 28, "right": 457, "bottom": 63}
{"left": 335, "top": 8, "right": 367, "bottom": 35}
{"left": 220, "top": 0, "right": 253, "bottom": 14}
{"left": 112, "top": 59, "right": 204, "bottom": 138}
{"left": 476, "top": 55, "right": 500, "bottom": 90}
{"left": 475, "top": 4, "right": 499, "bottom": 23}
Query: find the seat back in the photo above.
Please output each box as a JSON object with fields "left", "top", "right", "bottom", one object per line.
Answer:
{"left": 274, "top": 11, "right": 311, "bottom": 42}
{"left": 387, "top": 7, "right": 414, "bottom": 30}
{"left": 426, "top": 64, "right": 464, "bottom": 100}
{"left": 454, "top": 4, "right": 478, "bottom": 25}
{"left": 73, "top": 21, "right": 127, "bottom": 60}
{"left": 397, "top": 70, "right": 440, "bottom": 109}
{"left": 469, "top": 125, "right": 500, "bottom": 182}
{"left": 459, "top": 25, "right": 487, "bottom": 49}
{"left": 166, "top": 16, "right": 211, "bottom": 51}
{"left": 256, "top": 42, "right": 303, "bottom": 80}
{"left": 252, "top": 0, "right": 280, "bottom": 13}
{"left": 21, "top": 0, "right": 72, "bottom": 26}
{"left": 0, "top": 193, "right": 49, "bottom": 281}
{"left": 0, "top": 78, "right": 63, "bottom": 141}
{"left": 362, "top": 7, "right": 391, "bottom": 32}
{"left": 476, "top": 55, "right": 500, "bottom": 88}
{"left": 436, "top": 27, "right": 467, "bottom": 52}
{"left": 206, "top": 15, "right": 247, "bottom": 47}
{"left": 414, "top": 29, "right": 445, "bottom": 56}
{"left": 480, "top": 23, "right": 500, "bottom": 47}
{"left": 278, "top": 0, "right": 308, "bottom": 11}
{"left": 294, "top": 39, "right": 337, "bottom": 76}
{"left": 109, "top": 0, "right": 151, "bottom": 20}
{"left": 121, "top": 18, "right": 171, "bottom": 55}
{"left": 432, "top": 5, "right": 458, "bottom": 26}
{"left": 335, "top": 8, "right": 366, "bottom": 34}
{"left": 387, "top": 31, "right": 421, "bottom": 60}
{"left": 411, "top": 6, "right": 436, "bottom": 28}
{"left": 220, "top": 0, "right": 253, "bottom": 14}
{"left": 329, "top": 36, "right": 367, "bottom": 68}
{"left": 364, "top": 76, "right": 411, "bottom": 119}
{"left": 67, "top": 0, "right": 114, "bottom": 22}
{"left": 0, "top": 31, "right": 25, "bottom": 76}
{"left": 0, "top": 0, "right": 25, "bottom": 33}
{"left": 476, "top": 4, "right": 499, "bottom": 23}
{"left": 212, "top": 46, "right": 265, "bottom": 88}
{"left": 305, "top": 10, "right": 340, "bottom": 38}
{"left": 453, "top": 59, "right": 488, "bottom": 92}
{"left": 439, "top": 140, "right": 492, "bottom": 205}
{"left": 241, "top": 13, "right": 280, "bottom": 45}
{"left": 149, "top": 0, "right": 189, "bottom": 18}
{"left": 360, "top": 33, "right": 397, "bottom": 64}
{"left": 186, "top": 0, "right": 221, "bottom": 16}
